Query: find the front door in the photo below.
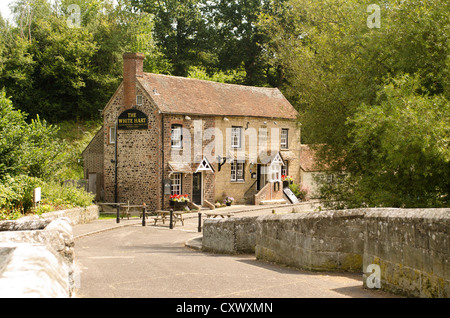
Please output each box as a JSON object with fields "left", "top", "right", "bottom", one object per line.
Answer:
{"left": 192, "top": 172, "right": 202, "bottom": 205}
{"left": 256, "top": 165, "right": 262, "bottom": 191}
{"left": 256, "top": 165, "right": 267, "bottom": 191}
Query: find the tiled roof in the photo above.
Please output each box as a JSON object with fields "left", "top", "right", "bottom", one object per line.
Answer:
{"left": 138, "top": 73, "right": 298, "bottom": 119}
{"left": 168, "top": 161, "right": 193, "bottom": 174}
{"left": 300, "top": 144, "right": 321, "bottom": 172}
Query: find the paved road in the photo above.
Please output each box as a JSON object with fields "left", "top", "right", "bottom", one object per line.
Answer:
{"left": 72, "top": 206, "right": 398, "bottom": 299}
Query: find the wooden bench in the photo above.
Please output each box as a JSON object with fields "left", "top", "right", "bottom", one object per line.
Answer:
{"left": 204, "top": 212, "right": 234, "bottom": 219}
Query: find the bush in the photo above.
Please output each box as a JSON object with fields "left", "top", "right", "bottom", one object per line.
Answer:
{"left": 40, "top": 181, "right": 95, "bottom": 210}
{"left": 0, "top": 177, "right": 94, "bottom": 220}
{"left": 0, "top": 174, "right": 43, "bottom": 215}
{"left": 289, "top": 183, "right": 309, "bottom": 201}
{"left": 0, "top": 91, "right": 65, "bottom": 180}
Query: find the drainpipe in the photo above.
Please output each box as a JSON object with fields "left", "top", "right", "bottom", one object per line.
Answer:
{"left": 114, "top": 120, "right": 118, "bottom": 203}
{"left": 161, "top": 113, "right": 165, "bottom": 210}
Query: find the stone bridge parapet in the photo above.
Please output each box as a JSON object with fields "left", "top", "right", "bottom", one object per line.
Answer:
{"left": 202, "top": 208, "right": 449, "bottom": 298}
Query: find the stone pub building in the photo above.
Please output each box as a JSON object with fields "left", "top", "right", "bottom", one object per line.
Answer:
{"left": 83, "top": 53, "right": 302, "bottom": 211}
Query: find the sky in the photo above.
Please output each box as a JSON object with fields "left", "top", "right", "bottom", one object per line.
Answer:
{"left": 0, "top": 1, "right": 13, "bottom": 22}
{"left": 0, "top": 1, "right": 121, "bottom": 23}
{"left": 0, "top": 0, "right": 13, "bottom": 20}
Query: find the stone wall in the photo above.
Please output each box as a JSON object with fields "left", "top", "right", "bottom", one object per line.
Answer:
{"left": 38, "top": 205, "right": 99, "bottom": 225}
{"left": 0, "top": 218, "right": 75, "bottom": 297}
{"left": 103, "top": 84, "right": 163, "bottom": 209}
{"left": 256, "top": 210, "right": 365, "bottom": 272}
{"left": 363, "top": 208, "right": 449, "bottom": 298}
{"left": 202, "top": 216, "right": 258, "bottom": 254}
{"left": 202, "top": 208, "right": 450, "bottom": 297}
{"left": 0, "top": 205, "right": 99, "bottom": 297}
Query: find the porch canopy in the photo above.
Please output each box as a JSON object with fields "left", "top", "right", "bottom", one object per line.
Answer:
{"left": 257, "top": 151, "right": 285, "bottom": 166}
{"left": 168, "top": 161, "right": 193, "bottom": 175}
{"left": 257, "top": 151, "right": 285, "bottom": 182}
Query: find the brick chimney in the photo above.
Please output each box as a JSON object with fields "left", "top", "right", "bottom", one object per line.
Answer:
{"left": 123, "top": 53, "right": 145, "bottom": 110}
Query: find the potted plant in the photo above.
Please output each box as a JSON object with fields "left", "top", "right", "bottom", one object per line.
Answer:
{"left": 282, "top": 175, "right": 293, "bottom": 188}
{"left": 223, "top": 196, "right": 234, "bottom": 206}
{"left": 169, "top": 194, "right": 190, "bottom": 210}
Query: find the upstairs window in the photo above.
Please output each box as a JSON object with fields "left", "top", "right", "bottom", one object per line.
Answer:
{"left": 231, "top": 126, "right": 242, "bottom": 148}
{"left": 281, "top": 128, "right": 289, "bottom": 149}
{"left": 136, "top": 95, "right": 143, "bottom": 106}
{"left": 171, "top": 124, "right": 182, "bottom": 148}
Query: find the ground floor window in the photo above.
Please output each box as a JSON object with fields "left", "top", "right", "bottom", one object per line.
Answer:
{"left": 270, "top": 163, "right": 281, "bottom": 182}
{"left": 231, "top": 161, "right": 244, "bottom": 182}
{"left": 171, "top": 173, "right": 182, "bottom": 195}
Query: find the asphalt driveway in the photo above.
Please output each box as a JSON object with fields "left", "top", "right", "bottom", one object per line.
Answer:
{"left": 72, "top": 207, "right": 398, "bottom": 299}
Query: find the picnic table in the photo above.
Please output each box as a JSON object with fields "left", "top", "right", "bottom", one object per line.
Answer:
{"left": 153, "top": 210, "right": 185, "bottom": 227}
{"left": 204, "top": 211, "right": 234, "bottom": 219}
{"left": 98, "top": 202, "right": 149, "bottom": 224}
{"left": 124, "top": 204, "right": 149, "bottom": 220}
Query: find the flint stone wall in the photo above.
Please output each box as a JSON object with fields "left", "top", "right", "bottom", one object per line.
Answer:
{"left": 0, "top": 205, "right": 99, "bottom": 297}
{"left": 202, "top": 208, "right": 450, "bottom": 297}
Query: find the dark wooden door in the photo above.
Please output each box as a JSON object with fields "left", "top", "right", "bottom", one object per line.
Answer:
{"left": 192, "top": 172, "right": 202, "bottom": 205}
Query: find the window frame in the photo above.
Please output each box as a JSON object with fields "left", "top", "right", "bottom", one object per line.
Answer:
{"left": 281, "top": 128, "right": 289, "bottom": 149}
{"left": 136, "top": 95, "right": 143, "bottom": 106}
{"left": 231, "top": 126, "right": 242, "bottom": 149}
{"left": 109, "top": 126, "right": 116, "bottom": 144}
{"left": 171, "top": 124, "right": 183, "bottom": 148}
{"left": 231, "top": 160, "right": 245, "bottom": 182}
{"left": 171, "top": 173, "right": 182, "bottom": 195}
{"left": 270, "top": 163, "right": 281, "bottom": 182}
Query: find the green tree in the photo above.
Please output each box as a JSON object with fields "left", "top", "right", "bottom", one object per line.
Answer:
{"left": 204, "top": 0, "right": 277, "bottom": 86}
{"left": 132, "top": 0, "right": 209, "bottom": 76}
{"left": 342, "top": 75, "right": 449, "bottom": 207}
{"left": 0, "top": 90, "right": 64, "bottom": 180}
{"left": 133, "top": 0, "right": 281, "bottom": 86}
{"left": 0, "top": 0, "right": 161, "bottom": 122}
{"left": 260, "top": 0, "right": 449, "bottom": 207}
